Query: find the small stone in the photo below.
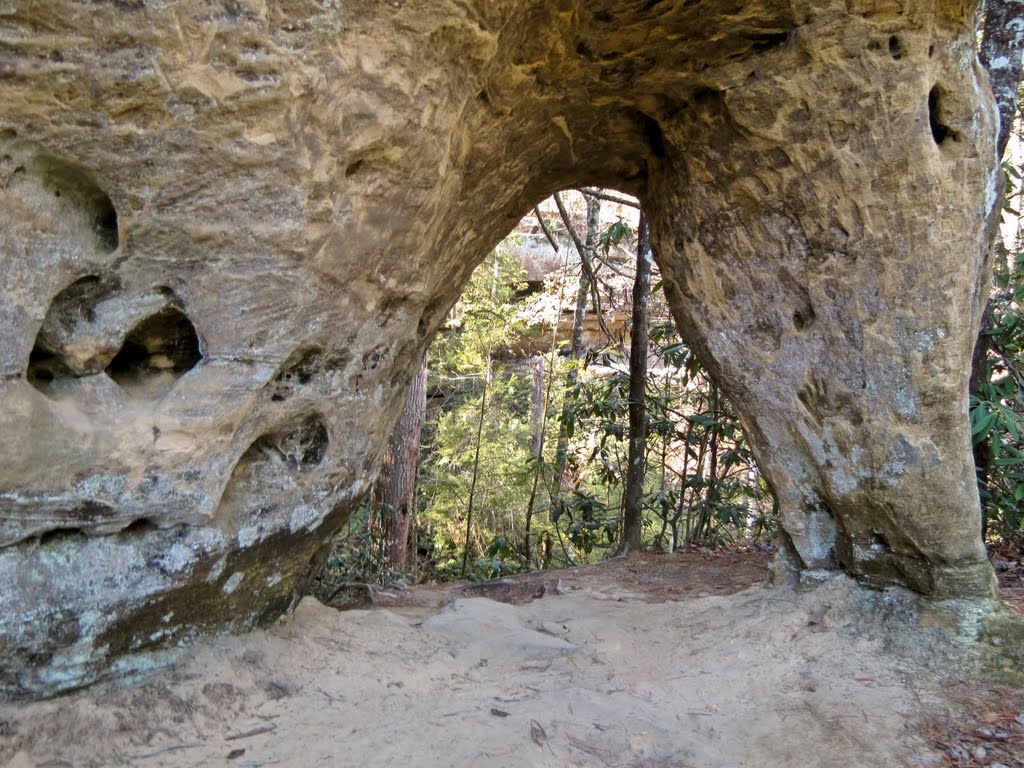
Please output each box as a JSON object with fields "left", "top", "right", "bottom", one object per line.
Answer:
{"left": 948, "top": 744, "right": 970, "bottom": 761}
{"left": 972, "top": 745, "right": 987, "bottom": 760}
{"left": 798, "top": 569, "right": 833, "bottom": 591}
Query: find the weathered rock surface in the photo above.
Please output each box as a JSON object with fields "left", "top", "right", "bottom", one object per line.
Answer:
{"left": 0, "top": 0, "right": 1000, "bottom": 697}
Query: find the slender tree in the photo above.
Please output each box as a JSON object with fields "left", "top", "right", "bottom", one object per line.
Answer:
{"left": 980, "top": 0, "right": 1024, "bottom": 160}
{"left": 551, "top": 193, "right": 601, "bottom": 501}
{"left": 687, "top": 384, "right": 722, "bottom": 546}
{"left": 370, "top": 353, "right": 428, "bottom": 571}
{"left": 460, "top": 356, "right": 491, "bottom": 576}
{"left": 618, "top": 212, "right": 652, "bottom": 554}
{"left": 523, "top": 353, "right": 548, "bottom": 566}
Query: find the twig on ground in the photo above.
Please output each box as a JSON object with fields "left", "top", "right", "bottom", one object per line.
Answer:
{"left": 131, "top": 743, "right": 203, "bottom": 760}
{"left": 226, "top": 724, "right": 277, "bottom": 742}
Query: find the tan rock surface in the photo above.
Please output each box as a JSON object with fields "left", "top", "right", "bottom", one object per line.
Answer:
{"left": 0, "top": 0, "right": 1000, "bottom": 696}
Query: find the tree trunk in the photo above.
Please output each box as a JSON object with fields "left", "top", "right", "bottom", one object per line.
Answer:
{"left": 461, "top": 357, "right": 490, "bottom": 577}
{"left": 370, "top": 353, "right": 428, "bottom": 572}
{"left": 618, "top": 212, "right": 651, "bottom": 555}
{"left": 971, "top": 2, "right": 1024, "bottom": 539}
{"left": 980, "top": 0, "right": 1024, "bottom": 162}
{"left": 551, "top": 194, "right": 601, "bottom": 498}
{"left": 529, "top": 355, "right": 544, "bottom": 455}
{"left": 688, "top": 384, "right": 721, "bottom": 545}
{"left": 524, "top": 354, "right": 548, "bottom": 566}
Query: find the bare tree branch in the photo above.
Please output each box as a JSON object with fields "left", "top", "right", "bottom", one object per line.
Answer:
{"left": 576, "top": 188, "right": 641, "bottom": 209}
{"left": 534, "top": 205, "right": 560, "bottom": 253}
{"left": 552, "top": 192, "right": 619, "bottom": 347}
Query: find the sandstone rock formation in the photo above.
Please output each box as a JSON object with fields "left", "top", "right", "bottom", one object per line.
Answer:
{"left": 0, "top": 0, "right": 1000, "bottom": 697}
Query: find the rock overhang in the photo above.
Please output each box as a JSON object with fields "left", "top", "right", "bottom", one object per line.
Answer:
{"left": 0, "top": 0, "right": 1000, "bottom": 697}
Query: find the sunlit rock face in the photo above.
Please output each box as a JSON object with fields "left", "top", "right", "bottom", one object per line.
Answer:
{"left": 0, "top": 0, "right": 998, "bottom": 697}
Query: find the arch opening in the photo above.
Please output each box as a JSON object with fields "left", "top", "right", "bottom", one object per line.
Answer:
{"left": 316, "top": 188, "right": 777, "bottom": 591}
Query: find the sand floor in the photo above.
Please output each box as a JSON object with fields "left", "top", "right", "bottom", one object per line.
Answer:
{"left": 2, "top": 553, "right": 1022, "bottom": 768}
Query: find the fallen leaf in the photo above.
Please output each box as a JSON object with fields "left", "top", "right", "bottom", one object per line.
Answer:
{"left": 530, "top": 719, "right": 547, "bottom": 746}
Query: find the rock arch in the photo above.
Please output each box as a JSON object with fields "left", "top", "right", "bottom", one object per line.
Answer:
{"left": 0, "top": 0, "right": 998, "bottom": 696}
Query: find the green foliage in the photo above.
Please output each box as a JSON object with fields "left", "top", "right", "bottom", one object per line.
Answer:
{"left": 316, "top": 502, "right": 406, "bottom": 590}
{"left": 322, "top": 193, "right": 778, "bottom": 588}
{"left": 971, "top": 157, "right": 1024, "bottom": 541}
{"left": 433, "top": 244, "right": 528, "bottom": 372}
{"left": 418, "top": 370, "right": 538, "bottom": 577}
{"left": 417, "top": 204, "right": 776, "bottom": 577}
{"left": 577, "top": 318, "right": 773, "bottom": 551}
{"left": 598, "top": 219, "right": 633, "bottom": 254}
{"left": 551, "top": 491, "right": 619, "bottom": 557}
{"left": 476, "top": 535, "right": 524, "bottom": 579}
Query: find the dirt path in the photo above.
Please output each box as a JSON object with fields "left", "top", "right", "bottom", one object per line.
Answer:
{"left": 317, "top": 550, "right": 775, "bottom": 619}
{"left": 2, "top": 552, "right": 1022, "bottom": 768}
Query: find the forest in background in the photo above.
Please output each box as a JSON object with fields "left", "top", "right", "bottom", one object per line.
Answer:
{"left": 317, "top": 189, "right": 773, "bottom": 587}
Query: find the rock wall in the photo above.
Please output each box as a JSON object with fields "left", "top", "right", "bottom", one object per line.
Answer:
{"left": 0, "top": 0, "right": 999, "bottom": 697}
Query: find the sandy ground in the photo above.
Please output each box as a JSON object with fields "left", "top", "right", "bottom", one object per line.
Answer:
{"left": 2, "top": 552, "right": 1023, "bottom": 768}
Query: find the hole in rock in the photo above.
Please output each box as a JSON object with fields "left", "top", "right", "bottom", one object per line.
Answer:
{"left": 119, "top": 518, "right": 159, "bottom": 536}
{"left": 31, "top": 154, "right": 119, "bottom": 253}
{"left": 282, "top": 354, "right": 319, "bottom": 386}
{"left": 27, "top": 275, "right": 120, "bottom": 392}
{"left": 26, "top": 346, "right": 60, "bottom": 389}
{"left": 345, "top": 159, "right": 365, "bottom": 178}
{"left": 361, "top": 347, "right": 387, "bottom": 371}
{"left": 869, "top": 530, "right": 890, "bottom": 554}
{"left": 638, "top": 112, "right": 666, "bottom": 159}
{"left": 640, "top": 0, "right": 669, "bottom": 12}
{"left": 749, "top": 31, "right": 789, "bottom": 53}
{"left": 253, "top": 413, "right": 330, "bottom": 469}
{"left": 792, "top": 296, "right": 815, "bottom": 332}
{"left": 927, "top": 86, "right": 958, "bottom": 146}
{"left": 213, "top": 415, "right": 331, "bottom": 545}
{"left": 269, "top": 348, "right": 349, "bottom": 402}
{"left": 888, "top": 36, "right": 902, "bottom": 59}
{"left": 37, "top": 527, "right": 89, "bottom": 546}
{"left": 106, "top": 307, "right": 202, "bottom": 398}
